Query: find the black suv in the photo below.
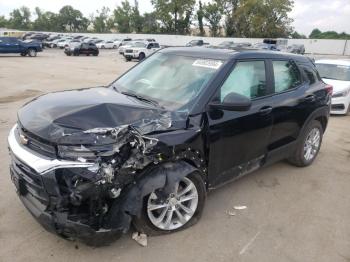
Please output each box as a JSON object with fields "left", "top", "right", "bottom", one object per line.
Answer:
{"left": 8, "top": 48, "right": 331, "bottom": 245}
{"left": 64, "top": 42, "right": 99, "bottom": 56}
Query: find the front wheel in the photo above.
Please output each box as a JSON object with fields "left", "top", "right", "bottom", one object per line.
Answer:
{"left": 288, "top": 120, "right": 323, "bottom": 167}
{"left": 133, "top": 172, "right": 206, "bottom": 235}
{"left": 20, "top": 52, "right": 27, "bottom": 57}
{"left": 138, "top": 52, "right": 145, "bottom": 61}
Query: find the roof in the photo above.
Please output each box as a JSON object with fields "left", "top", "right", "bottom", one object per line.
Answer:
{"left": 315, "top": 59, "right": 350, "bottom": 66}
{"left": 159, "top": 47, "right": 311, "bottom": 63}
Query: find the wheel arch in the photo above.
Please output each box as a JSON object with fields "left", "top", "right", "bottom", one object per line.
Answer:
{"left": 105, "top": 160, "right": 203, "bottom": 231}
{"left": 299, "top": 106, "right": 329, "bottom": 138}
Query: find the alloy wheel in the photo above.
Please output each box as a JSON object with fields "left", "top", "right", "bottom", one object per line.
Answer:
{"left": 147, "top": 177, "right": 198, "bottom": 230}
{"left": 303, "top": 127, "right": 321, "bottom": 161}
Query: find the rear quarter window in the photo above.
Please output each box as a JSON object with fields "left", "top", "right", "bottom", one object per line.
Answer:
{"left": 272, "top": 60, "right": 302, "bottom": 93}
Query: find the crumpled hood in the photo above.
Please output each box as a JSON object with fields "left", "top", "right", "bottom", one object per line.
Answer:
{"left": 18, "top": 87, "right": 187, "bottom": 145}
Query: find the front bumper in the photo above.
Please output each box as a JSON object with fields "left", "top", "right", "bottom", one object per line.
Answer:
{"left": 7, "top": 125, "right": 121, "bottom": 244}
{"left": 124, "top": 53, "right": 138, "bottom": 59}
{"left": 331, "top": 95, "right": 350, "bottom": 115}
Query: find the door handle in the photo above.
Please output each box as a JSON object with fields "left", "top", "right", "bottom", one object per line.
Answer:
{"left": 259, "top": 106, "right": 273, "bottom": 115}
{"left": 302, "top": 95, "right": 316, "bottom": 102}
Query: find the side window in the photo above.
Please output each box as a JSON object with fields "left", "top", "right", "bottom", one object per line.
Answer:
{"left": 302, "top": 65, "right": 318, "bottom": 84}
{"left": 220, "top": 60, "right": 267, "bottom": 101}
{"left": 273, "top": 60, "right": 302, "bottom": 93}
{"left": 154, "top": 43, "right": 160, "bottom": 48}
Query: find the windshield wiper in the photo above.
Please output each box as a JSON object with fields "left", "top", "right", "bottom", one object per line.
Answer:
{"left": 121, "top": 91, "right": 161, "bottom": 108}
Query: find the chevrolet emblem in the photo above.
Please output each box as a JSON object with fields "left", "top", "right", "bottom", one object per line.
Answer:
{"left": 19, "top": 134, "right": 29, "bottom": 145}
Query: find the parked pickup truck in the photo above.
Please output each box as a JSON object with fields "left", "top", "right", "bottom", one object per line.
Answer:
{"left": 124, "top": 42, "right": 161, "bottom": 61}
{"left": 0, "top": 37, "right": 43, "bottom": 57}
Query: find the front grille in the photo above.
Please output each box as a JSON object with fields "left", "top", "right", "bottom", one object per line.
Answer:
{"left": 18, "top": 127, "right": 56, "bottom": 158}
{"left": 125, "top": 49, "right": 133, "bottom": 53}
{"left": 10, "top": 153, "right": 50, "bottom": 206}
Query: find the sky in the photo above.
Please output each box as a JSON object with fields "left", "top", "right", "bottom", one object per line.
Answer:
{"left": 0, "top": 0, "right": 349, "bottom": 36}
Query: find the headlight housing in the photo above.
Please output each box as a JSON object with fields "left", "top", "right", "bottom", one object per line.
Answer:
{"left": 332, "top": 88, "right": 350, "bottom": 98}
{"left": 58, "top": 144, "right": 117, "bottom": 161}
{"left": 133, "top": 50, "right": 139, "bottom": 53}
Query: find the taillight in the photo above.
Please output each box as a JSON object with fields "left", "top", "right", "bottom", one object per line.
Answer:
{"left": 325, "top": 84, "right": 333, "bottom": 95}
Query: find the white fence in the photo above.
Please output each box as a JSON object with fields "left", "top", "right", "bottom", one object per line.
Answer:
{"left": 74, "top": 33, "right": 350, "bottom": 56}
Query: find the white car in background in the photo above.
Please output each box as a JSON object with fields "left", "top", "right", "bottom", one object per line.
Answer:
{"left": 96, "top": 41, "right": 117, "bottom": 49}
{"left": 316, "top": 59, "right": 350, "bottom": 115}
{"left": 57, "top": 38, "right": 74, "bottom": 49}
{"left": 124, "top": 42, "right": 161, "bottom": 61}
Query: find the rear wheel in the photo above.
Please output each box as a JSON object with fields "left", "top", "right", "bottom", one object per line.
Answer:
{"left": 20, "top": 52, "right": 27, "bottom": 56}
{"left": 133, "top": 172, "right": 206, "bottom": 235}
{"left": 288, "top": 120, "right": 323, "bottom": 167}
{"left": 28, "top": 49, "right": 37, "bottom": 57}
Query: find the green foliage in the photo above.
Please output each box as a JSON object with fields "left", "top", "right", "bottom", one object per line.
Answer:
{"left": 309, "top": 28, "right": 350, "bottom": 39}
{"left": 8, "top": 6, "right": 31, "bottom": 30}
{"left": 32, "top": 8, "right": 60, "bottom": 31}
{"left": 113, "top": 0, "right": 133, "bottom": 33}
{"left": 151, "top": 0, "right": 196, "bottom": 34}
{"left": 3, "top": 1, "right": 348, "bottom": 40}
{"left": 290, "top": 31, "right": 306, "bottom": 39}
{"left": 219, "top": 0, "right": 293, "bottom": 38}
{"left": 142, "top": 12, "right": 159, "bottom": 33}
{"left": 203, "top": 1, "right": 223, "bottom": 37}
{"left": 91, "top": 7, "right": 112, "bottom": 33}
{"left": 57, "top": 5, "right": 89, "bottom": 32}
{"left": 197, "top": 1, "right": 205, "bottom": 36}
{"left": 0, "top": 15, "right": 8, "bottom": 28}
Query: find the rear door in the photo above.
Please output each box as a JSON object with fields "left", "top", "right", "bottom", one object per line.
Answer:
{"left": 267, "top": 59, "right": 315, "bottom": 151}
{"left": 207, "top": 59, "right": 275, "bottom": 186}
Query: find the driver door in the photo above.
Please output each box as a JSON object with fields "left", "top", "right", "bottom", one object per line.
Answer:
{"left": 207, "top": 60, "right": 274, "bottom": 187}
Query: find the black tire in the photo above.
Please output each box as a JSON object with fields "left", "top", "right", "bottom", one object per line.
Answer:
{"left": 133, "top": 171, "right": 206, "bottom": 236}
{"left": 113, "top": 45, "right": 117, "bottom": 49}
{"left": 93, "top": 52, "right": 98, "bottom": 56}
{"left": 28, "top": 48, "right": 37, "bottom": 57}
{"left": 288, "top": 120, "right": 323, "bottom": 167}
{"left": 125, "top": 57, "right": 132, "bottom": 62}
{"left": 139, "top": 52, "right": 145, "bottom": 61}
{"left": 101, "top": 45, "right": 105, "bottom": 49}
{"left": 20, "top": 52, "right": 27, "bottom": 57}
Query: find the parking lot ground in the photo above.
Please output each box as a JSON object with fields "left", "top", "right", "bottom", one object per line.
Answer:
{"left": 0, "top": 49, "right": 350, "bottom": 262}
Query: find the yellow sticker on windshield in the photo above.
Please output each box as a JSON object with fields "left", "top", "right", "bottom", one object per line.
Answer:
{"left": 192, "top": 59, "right": 223, "bottom": 69}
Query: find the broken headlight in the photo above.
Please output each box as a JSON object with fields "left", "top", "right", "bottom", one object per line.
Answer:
{"left": 58, "top": 144, "right": 117, "bottom": 161}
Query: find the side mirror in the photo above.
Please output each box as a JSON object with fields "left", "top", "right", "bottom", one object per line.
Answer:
{"left": 209, "top": 92, "right": 252, "bottom": 111}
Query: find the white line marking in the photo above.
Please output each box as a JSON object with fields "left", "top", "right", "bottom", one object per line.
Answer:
{"left": 239, "top": 231, "right": 261, "bottom": 255}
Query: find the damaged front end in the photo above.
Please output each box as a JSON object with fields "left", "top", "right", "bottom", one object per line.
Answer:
{"left": 8, "top": 111, "right": 206, "bottom": 245}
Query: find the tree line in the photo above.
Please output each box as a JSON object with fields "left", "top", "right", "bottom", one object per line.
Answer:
{"left": 0, "top": 0, "right": 348, "bottom": 39}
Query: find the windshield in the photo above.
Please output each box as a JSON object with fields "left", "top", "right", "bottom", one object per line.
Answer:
{"left": 112, "top": 52, "right": 223, "bottom": 111}
{"left": 316, "top": 63, "right": 350, "bottom": 81}
{"left": 133, "top": 42, "right": 147, "bottom": 48}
